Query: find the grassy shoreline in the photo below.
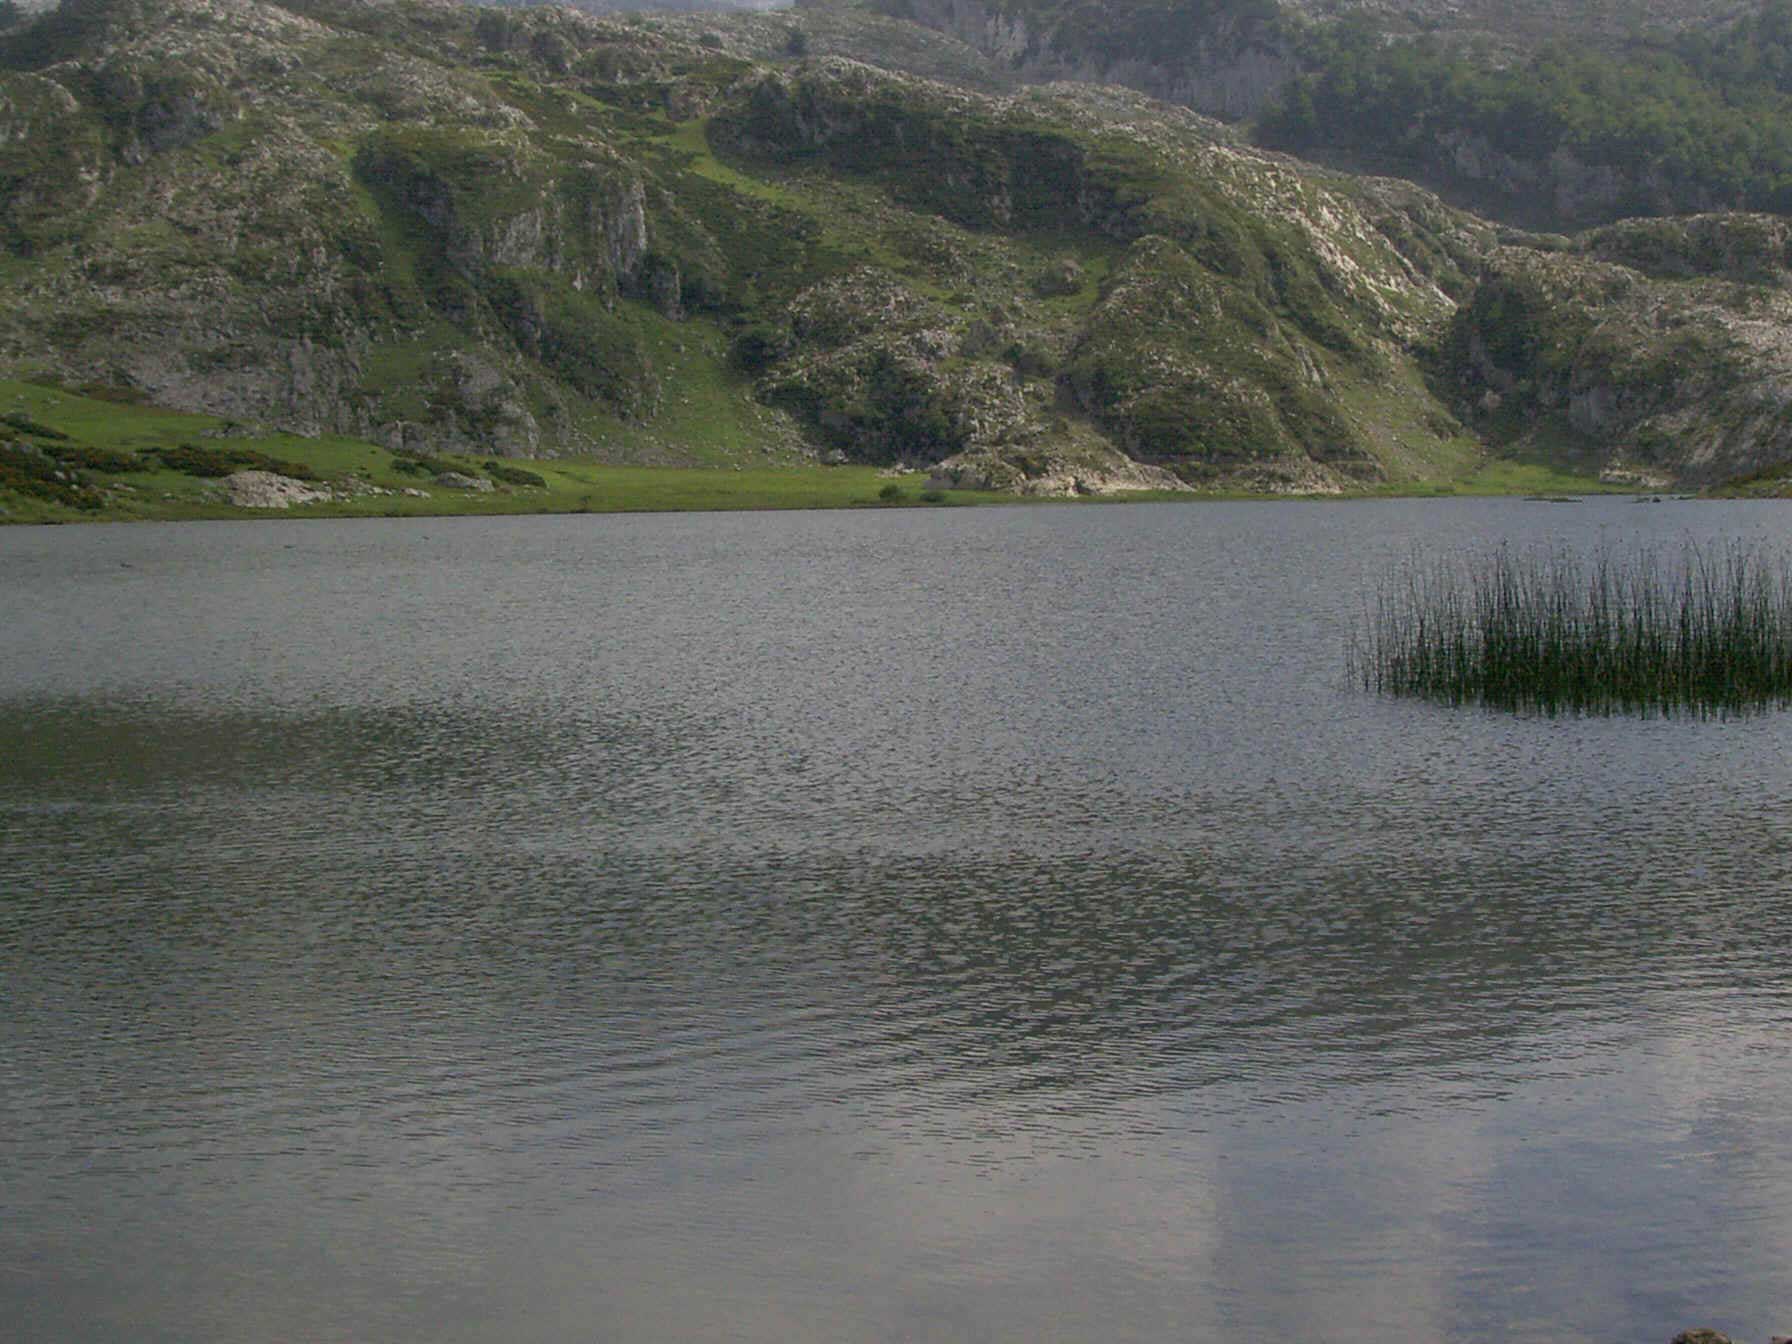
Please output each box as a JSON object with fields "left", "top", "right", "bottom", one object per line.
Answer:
{"left": 0, "top": 376, "right": 1686, "bottom": 526}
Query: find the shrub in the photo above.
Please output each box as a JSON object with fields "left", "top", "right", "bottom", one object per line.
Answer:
{"left": 391, "top": 452, "right": 463, "bottom": 477}
{"left": 149, "top": 442, "right": 318, "bottom": 480}
{"left": 0, "top": 442, "right": 104, "bottom": 509}
{"left": 0, "top": 411, "right": 69, "bottom": 440}
{"left": 482, "top": 460, "right": 546, "bottom": 488}
{"left": 1351, "top": 541, "right": 1792, "bottom": 716}
{"left": 878, "top": 482, "right": 904, "bottom": 502}
{"left": 44, "top": 443, "right": 139, "bottom": 473}
{"left": 731, "top": 323, "right": 790, "bottom": 373}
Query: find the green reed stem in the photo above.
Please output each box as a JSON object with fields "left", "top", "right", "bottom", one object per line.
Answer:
{"left": 1349, "top": 540, "right": 1792, "bottom": 716}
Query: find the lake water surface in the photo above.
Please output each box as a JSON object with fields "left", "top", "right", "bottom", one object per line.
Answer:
{"left": 4, "top": 498, "right": 1791, "bottom": 1344}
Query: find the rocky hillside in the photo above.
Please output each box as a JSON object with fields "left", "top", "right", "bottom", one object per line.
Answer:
{"left": 1447, "top": 214, "right": 1792, "bottom": 488}
{"left": 6, "top": 0, "right": 1792, "bottom": 496}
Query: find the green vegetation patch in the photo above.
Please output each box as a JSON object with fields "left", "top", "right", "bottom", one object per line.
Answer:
{"left": 0, "top": 441, "right": 103, "bottom": 509}
{"left": 147, "top": 442, "right": 319, "bottom": 480}
{"left": 1352, "top": 541, "right": 1792, "bottom": 716}
{"left": 2, "top": 379, "right": 219, "bottom": 450}
{"left": 1258, "top": 1, "right": 1792, "bottom": 225}
{"left": 389, "top": 452, "right": 465, "bottom": 478}
{"left": 483, "top": 460, "right": 546, "bottom": 487}
{"left": 0, "top": 410, "right": 68, "bottom": 439}
{"left": 1064, "top": 235, "right": 1370, "bottom": 476}
{"left": 41, "top": 442, "right": 138, "bottom": 473}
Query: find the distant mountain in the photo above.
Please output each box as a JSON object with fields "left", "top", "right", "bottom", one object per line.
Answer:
{"left": 6, "top": 0, "right": 1792, "bottom": 498}
{"left": 471, "top": 0, "right": 789, "bottom": 14}
{"left": 846, "top": 0, "right": 1792, "bottom": 229}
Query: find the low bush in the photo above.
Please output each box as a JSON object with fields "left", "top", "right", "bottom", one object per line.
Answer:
{"left": 0, "top": 442, "right": 104, "bottom": 509}
{"left": 482, "top": 460, "right": 546, "bottom": 488}
{"left": 43, "top": 443, "right": 139, "bottom": 473}
{"left": 391, "top": 452, "right": 465, "bottom": 477}
{"left": 149, "top": 442, "right": 318, "bottom": 480}
{"left": 0, "top": 411, "right": 69, "bottom": 440}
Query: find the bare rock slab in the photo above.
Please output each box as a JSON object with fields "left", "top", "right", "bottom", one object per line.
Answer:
{"left": 223, "top": 470, "right": 331, "bottom": 509}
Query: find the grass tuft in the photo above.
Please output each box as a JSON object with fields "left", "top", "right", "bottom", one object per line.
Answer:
{"left": 1351, "top": 541, "right": 1792, "bottom": 716}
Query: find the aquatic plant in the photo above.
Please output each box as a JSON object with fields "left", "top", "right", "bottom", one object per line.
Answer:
{"left": 1351, "top": 541, "right": 1792, "bottom": 715}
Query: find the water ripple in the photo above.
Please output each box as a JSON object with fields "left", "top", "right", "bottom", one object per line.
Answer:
{"left": 5, "top": 501, "right": 1792, "bottom": 1344}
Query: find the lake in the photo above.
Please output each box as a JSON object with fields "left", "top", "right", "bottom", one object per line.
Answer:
{"left": 3, "top": 497, "right": 1790, "bottom": 1344}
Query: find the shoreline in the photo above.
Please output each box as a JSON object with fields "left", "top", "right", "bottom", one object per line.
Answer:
{"left": 1, "top": 472, "right": 1672, "bottom": 527}
{"left": 0, "top": 375, "right": 1736, "bottom": 528}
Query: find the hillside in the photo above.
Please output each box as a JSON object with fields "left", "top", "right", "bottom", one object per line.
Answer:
{"left": 1256, "top": 1, "right": 1792, "bottom": 229}
{"left": 841, "top": 0, "right": 1792, "bottom": 231}
{"left": 851, "top": 0, "right": 1752, "bottom": 120}
{"left": 7, "top": 0, "right": 1792, "bottom": 520}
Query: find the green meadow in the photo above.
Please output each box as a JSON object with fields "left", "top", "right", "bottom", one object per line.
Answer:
{"left": 0, "top": 376, "right": 1656, "bottom": 526}
{"left": 0, "top": 378, "right": 1017, "bottom": 522}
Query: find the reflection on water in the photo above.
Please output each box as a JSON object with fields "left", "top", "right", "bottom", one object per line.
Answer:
{"left": 4, "top": 500, "right": 1792, "bottom": 1344}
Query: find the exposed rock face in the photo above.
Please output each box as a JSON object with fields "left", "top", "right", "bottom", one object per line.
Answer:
{"left": 223, "top": 469, "right": 330, "bottom": 508}
{"left": 930, "top": 441, "right": 1190, "bottom": 496}
{"left": 711, "top": 59, "right": 1497, "bottom": 488}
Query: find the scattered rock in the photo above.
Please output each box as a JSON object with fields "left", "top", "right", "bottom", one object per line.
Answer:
{"left": 222, "top": 470, "right": 331, "bottom": 509}
{"left": 1601, "top": 464, "right": 1673, "bottom": 489}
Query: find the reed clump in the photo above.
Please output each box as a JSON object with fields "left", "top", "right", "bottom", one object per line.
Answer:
{"left": 1351, "top": 541, "right": 1792, "bottom": 715}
